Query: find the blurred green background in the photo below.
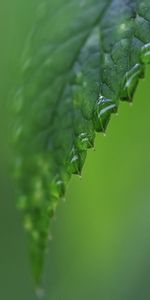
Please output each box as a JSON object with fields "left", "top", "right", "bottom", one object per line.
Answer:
{"left": 1, "top": 1, "right": 150, "bottom": 299}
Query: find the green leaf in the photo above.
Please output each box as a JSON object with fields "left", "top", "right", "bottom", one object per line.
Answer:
{"left": 13, "top": 0, "right": 150, "bottom": 285}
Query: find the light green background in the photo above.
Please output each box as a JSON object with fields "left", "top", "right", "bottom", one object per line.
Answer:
{"left": 1, "top": 1, "right": 150, "bottom": 299}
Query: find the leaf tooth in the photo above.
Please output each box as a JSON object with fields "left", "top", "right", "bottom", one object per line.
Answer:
{"left": 50, "top": 175, "right": 66, "bottom": 199}
{"left": 120, "top": 63, "right": 145, "bottom": 102}
{"left": 93, "top": 95, "right": 117, "bottom": 133}
{"left": 140, "top": 43, "right": 150, "bottom": 64}
{"left": 76, "top": 131, "right": 95, "bottom": 151}
{"left": 68, "top": 145, "right": 87, "bottom": 176}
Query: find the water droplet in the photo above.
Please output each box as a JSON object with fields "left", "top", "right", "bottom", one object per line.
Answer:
{"left": 140, "top": 43, "right": 150, "bottom": 64}
{"left": 71, "top": 154, "right": 78, "bottom": 163}
{"left": 121, "top": 64, "right": 144, "bottom": 101}
{"left": 93, "top": 96, "right": 117, "bottom": 132}
{"left": 69, "top": 146, "right": 86, "bottom": 175}
{"left": 56, "top": 179, "right": 65, "bottom": 197}
{"left": 70, "top": 147, "right": 80, "bottom": 175}
{"left": 77, "top": 132, "right": 95, "bottom": 150}
{"left": 50, "top": 175, "right": 65, "bottom": 199}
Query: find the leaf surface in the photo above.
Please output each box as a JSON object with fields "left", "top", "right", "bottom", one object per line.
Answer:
{"left": 14, "top": 0, "right": 150, "bottom": 284}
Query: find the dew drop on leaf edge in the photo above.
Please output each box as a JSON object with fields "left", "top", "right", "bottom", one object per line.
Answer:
{"left": 140, "top": 43, "right": 150, "bottom": 64}
{"left": 93, "top": 96, "right": 117, "bottom": 132}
